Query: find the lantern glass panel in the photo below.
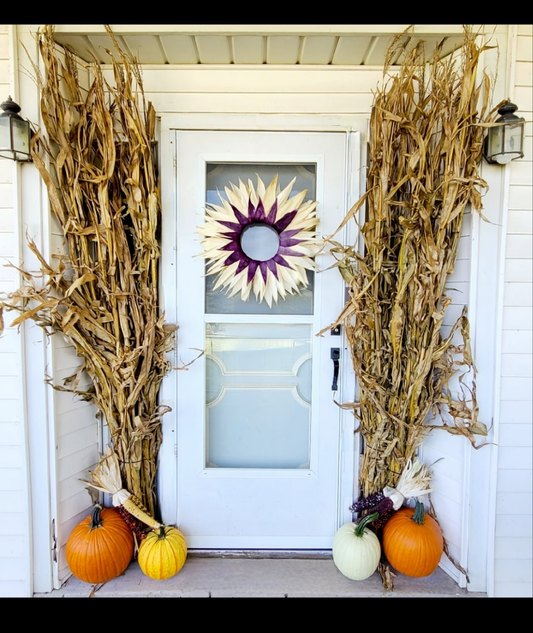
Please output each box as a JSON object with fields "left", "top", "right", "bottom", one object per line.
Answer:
{"left": 12, "top": 118, "right": 29, "bottom": 155}
{"left": 504, "top": 123, "right": 523, "bottom": 157}
{"left": 488, "top": 124, "right": 503, "bottom": 160}
{"left": 0, "top": 117, "right": 10, "bottom": 150}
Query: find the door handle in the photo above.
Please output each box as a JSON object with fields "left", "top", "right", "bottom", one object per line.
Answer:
{"left": 331, "top": 348, "right": 340, "bottom": 391}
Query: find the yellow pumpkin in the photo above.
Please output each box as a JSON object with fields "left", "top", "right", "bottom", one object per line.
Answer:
{"left": 138, "top": 526, "right": 187, "bottom": 580}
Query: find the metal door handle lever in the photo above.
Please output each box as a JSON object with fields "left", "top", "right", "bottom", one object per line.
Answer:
{"left": 331, "top": 348, "right": 340, "bottom": 391}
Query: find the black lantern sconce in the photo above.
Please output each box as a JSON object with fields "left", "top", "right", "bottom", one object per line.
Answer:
{"left": 484, "top": 101, "right": 525, "bottom": 165}
{"left": 0, "top": 96, "right": 33, "bottom": 162}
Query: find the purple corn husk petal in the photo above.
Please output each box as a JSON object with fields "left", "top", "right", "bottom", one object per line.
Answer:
{"left": 278, "top": 247, "right": 303, "bottom": 257}
{"left": 259, "top": 262, "right": 268, "bottom": 283}
{"left": 274, "top": 209, "right": 297, "bottom": 233}
{"left": 252, "top": 200, "right": 266, "bottom": 222}
{"left": 231, "top": 206, "right": 249, "bottom": 226}
{"left": 223, "top": 251, "right": 243, "bottom": 267}
{"left": 236, "top": 257, "right": 250, "bottom": 275}
{"left": 265, "top": 200, "right": 278, "bottom": 224}
{"left": 279, "top": 237, "right": 303, "bottom": 248}
{"left": 247, "top": 260, "right": 258, "bottom": 284}
{"left": 220, "top": 240, "right": 241, "bottom": 252}
{"left": 273, "top": 254, "right": 292, "bottom": 268}
{"left": 266, "top": 258, "right": 279, "bottom": 279}
{"left": 280, "top": 229, "right": 300, "bottom": 238}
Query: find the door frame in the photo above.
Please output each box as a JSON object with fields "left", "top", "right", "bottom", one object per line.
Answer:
{"left": 157, "top": 114, "right": 367, "bottom": 542}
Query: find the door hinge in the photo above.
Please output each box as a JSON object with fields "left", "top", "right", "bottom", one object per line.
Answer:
{"left": 174, "top": 443, "right": 178, "bottom": 456}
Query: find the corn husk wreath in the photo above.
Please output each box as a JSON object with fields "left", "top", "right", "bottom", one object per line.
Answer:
{"left": 0, "top": 25, "right": 173, "bottom": 516}
{"left": 198, "top": 175, "right": 320, "bottom": 307}
{"left": 323, "top": 27, "right": 501, "bottom": 588}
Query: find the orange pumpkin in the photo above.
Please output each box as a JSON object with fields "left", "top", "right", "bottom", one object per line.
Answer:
{"left": 66, "top": 504, "right": 134, "bottom": 584}
{"left": 382, "top": 500, "right": 443, "bottom": 577}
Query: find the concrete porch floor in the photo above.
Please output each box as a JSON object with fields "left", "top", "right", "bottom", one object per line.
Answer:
{"left": 36, "top": 552, "right": 487, "bottom": 598}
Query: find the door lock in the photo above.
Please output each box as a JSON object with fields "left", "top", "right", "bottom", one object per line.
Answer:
{"left": 331, "top": 348, "right": 340, "bottom": 391}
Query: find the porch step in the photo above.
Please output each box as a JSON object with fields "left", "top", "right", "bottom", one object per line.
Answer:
{"left": 36, "top": 554, "right": 487, "bottom": 598}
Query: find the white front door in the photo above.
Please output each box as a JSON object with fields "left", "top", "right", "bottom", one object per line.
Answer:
{"left": 174, "top": 130, "right": 353, "bottom": 549}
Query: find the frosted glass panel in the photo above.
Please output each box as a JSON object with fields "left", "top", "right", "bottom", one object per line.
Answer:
{"left": 205, "top": 163, "right": 316, "bottom": 315}
{"left": 206, "top": 323, "right": 312, "bottom": 468}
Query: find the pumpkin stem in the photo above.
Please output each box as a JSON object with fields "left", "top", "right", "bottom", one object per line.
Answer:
{"left": 354, "top": 512, "right": 379, "bottom": 537}
{"left": 411, "top": 500, "right": 426, "bottom": 525}
{"left": 89, "top": 503, "right": 104, "bottom": 530}
{"left": 157, "top": 526, "right": 167, "bottom": 540}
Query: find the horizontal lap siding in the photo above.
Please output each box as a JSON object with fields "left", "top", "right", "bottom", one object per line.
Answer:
{"left": 102, "top": 66, "right": 388, "bottom": 116}
{"left": 494, "top": 28, "right": 533, "bottom": 598}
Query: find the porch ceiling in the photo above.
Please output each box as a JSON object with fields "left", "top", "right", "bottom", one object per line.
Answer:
{"left": 51, "top": 25, "right": 472, "bottom": 67}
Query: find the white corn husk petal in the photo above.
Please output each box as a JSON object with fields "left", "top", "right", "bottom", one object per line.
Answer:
{"left": 383, "top": 458, "right": 433, "bottom": 510}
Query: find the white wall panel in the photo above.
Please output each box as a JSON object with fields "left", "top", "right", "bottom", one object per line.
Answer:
{"left": 501, "top": 329, "right": 533, "bottom": 353}
{"left": 498, "top": 423, "right": 533, "bottom": 448}
{"left": 497, "top": 468, "right": 533, "bottom": 492}
{"left": 493, "top": 28, "right": 533, "bottom": 597}
{"left": 128, "top": 67, "right": 391, "bottom": 93}
{"left": 500, "top": 376, "right": 533, "bottom": 401}
{"left": 498, "top": 446, "right": 533, "bottom": 470}
{"left": 146, "top": 92, "right": 375, "bottom": 115}
{"left": 0, "top": 24, "right": 32, "bottom": 598}
{"left": 507, "top": 210, "right": 533, "bottom": 234}
{"left": 516, "top": 35, "right": 533, "bottom": 60}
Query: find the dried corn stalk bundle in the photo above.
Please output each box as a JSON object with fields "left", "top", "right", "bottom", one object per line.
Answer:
{"left": 0, "top": 25, "right": 173, "bottom": 515}
{"left": 327, "top": 27, "right": 498, "bottom": 497}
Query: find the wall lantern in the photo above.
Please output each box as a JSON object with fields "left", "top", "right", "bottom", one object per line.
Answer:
{"left": 484, "top": 101, "right": 525, "bottom": 165}
{"left": 0, "top": 96, "right": 33, "bottom": 162}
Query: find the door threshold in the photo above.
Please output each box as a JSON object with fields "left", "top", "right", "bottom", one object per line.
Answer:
{"left": 189, "top": 549, "right": 333, "bottom": 559}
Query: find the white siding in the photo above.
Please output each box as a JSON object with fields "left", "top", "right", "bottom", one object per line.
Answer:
{"left": 494, "top": 25, "right": 533, "bottom": 598}
{"left": 0, "top": 24, "right": 31, "bottom": 597}
{"left": 103, "top": 66, "right": 387, "bottom": 116}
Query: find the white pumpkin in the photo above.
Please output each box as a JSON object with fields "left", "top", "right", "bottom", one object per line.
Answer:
{"left": 332, "top": 513, "right": 381, "bottom": 581}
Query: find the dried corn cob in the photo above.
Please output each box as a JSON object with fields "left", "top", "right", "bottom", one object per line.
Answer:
{"left": 350, "top": 459, "right": 434, "bottom": 522}
{"left": 116, "top": 504, "right": 149, "bottom": 541}
{"left": 80, "top": 445, "right": 162, "bottom": 530}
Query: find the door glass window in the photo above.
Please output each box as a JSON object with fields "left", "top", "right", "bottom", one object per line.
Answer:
{"left": 206, "top": 323, "right": 312, "bottom": 468}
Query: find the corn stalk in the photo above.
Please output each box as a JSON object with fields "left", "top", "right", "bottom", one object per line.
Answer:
{"left": 326, "top": 26, "right": 500, "bottom": 498}
{"left": 0, "top": 25, "right": 174, "bottom": 516}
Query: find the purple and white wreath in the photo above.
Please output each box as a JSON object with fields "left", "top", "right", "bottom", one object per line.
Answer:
{"left": 198, "top": 174, "right": 320, "bottom": 307}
